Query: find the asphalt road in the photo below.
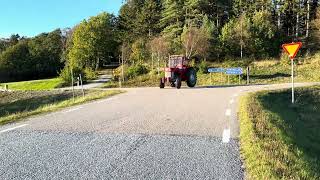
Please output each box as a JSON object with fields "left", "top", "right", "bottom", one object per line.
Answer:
{"left": 0, "top": 82, "right": 318, "bottom": 179}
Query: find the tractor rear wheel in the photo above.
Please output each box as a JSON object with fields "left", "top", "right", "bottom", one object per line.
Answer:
{"left": 175, "top": 76, "right": 181, "bottom": 89}
{"left": 160, "top": 79, "right": 165, "bottom": 89}
{"left": 186, "top": 67, "right": 197, "bottom": 87}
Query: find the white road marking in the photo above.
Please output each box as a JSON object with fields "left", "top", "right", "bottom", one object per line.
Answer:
{"left": 230, "top": 99, "right": 234, "bottom": 104}
{"left": 222, "top": 129, "right": 231, "bottom": 143}
{"left": 63, "top": 107, "right": 83, "bottom": 113}
{"left": 225, "top": 109, "right": 232, "bottom": 116}
{"left": 0, "top": 124, "right": 28, "bottom": 134}
{"left": 233, "top": 94, "right": 238, "bottom": 97}
{"left": 97, "top": 97, "right": 118, "bottom": 103}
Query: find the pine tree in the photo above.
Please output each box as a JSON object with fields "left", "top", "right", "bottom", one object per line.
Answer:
{"left": 138, "top": 0, "right": 162, "bottom": 37}
{"left": 184, "top": 0, "right": 204, "bottom": 27}
{"left": 160, "top": 0, "right": 184, "bottom": 52}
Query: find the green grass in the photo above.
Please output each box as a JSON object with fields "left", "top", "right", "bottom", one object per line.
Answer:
{"left": 102, "top": 74, "right": 160, "bottom": 88}
{"left": 0, "top": 78, "right": 63, "bottom": 90}
{"left": 239, "top": 86, "right": 320, "bottom": 179}
{"left": 0, "top": 89, "right": 123, "bottom": 125}
{"left": 102, "top": 58, "right": 320, "bottom": 88}
{"left": 198, "top": 59, "right": 320, "bottom": 86}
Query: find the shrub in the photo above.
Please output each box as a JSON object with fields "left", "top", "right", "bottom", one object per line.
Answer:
{"left": 84, "top": 67, "right": 98, "bottom": 80}
{"left": 112, "top": 65, "right": 128, "bottom": 81}
{"left": 59, "top": 66, "right": 72, "bottom": 85}
{"left": 127, "top": 64, "right": 149, "bottom": 79}
{"left": 280, "top": 52, "right": 290, "bottom": 65}
{"left": 197, "top": 60, "right": 209, "bottom": 74}
{"left": 59, "top": 66, "right": 82, "bottom": 85}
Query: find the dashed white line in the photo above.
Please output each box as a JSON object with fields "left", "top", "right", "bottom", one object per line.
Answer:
{"left": 97, "top": 97, "right": 118, "bottom": 103}
{"left": 225, "top": 109, "right": 232, "bottom": 116}
{"left": 0, "top": 124, "right": 29, "bottom": 134}
{"left": 63, "top": 107, "right": 83, "bottom": 113}
{"left": 222, "top": 129, "right": 231, "bottom": 143}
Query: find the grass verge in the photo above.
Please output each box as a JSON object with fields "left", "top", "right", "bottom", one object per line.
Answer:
{"left": 102, "top": 74, "right": 160, "bottom": 88}
{"left": 0, "top": 78, "right": 63, "bottom": 90}
{"left": 102, "top": 58, "right": 320, "bottom": 88}
{"left": 0, "top": 90, "right": 123, "bottom": 125}
{"left": 239, "top": 86, "right": 320, "bottom": 179}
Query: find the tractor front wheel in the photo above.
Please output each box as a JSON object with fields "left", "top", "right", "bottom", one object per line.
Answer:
{"left": 175, "top": 76, "right": 181, "bottom": 89}
{"left": 186, "top": 67, "right": 197, "bottom": 87}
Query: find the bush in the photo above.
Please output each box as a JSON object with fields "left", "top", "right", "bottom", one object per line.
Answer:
{"left": 112, "top": 65, "right": 128, "bottom": 81}
{"left": 59, "top": 66, "right": 72, "bottom": 85}
{"left": 84, "top": 67, "right": 98, "bottom": 80}
{"left": 127, "top": 64, "right": 149, "bottom": 79}
{"left": 280, "top": 52, "right": 290, "bottom": 65}
{"left": 197, "top": 60, "right": 209, "bottom": 74}
{"left": 59, "top": 66, "right": 82, "bottom": 85}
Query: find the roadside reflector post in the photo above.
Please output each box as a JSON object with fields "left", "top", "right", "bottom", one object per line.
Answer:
{"left": 79, "top": 74, "right": 85, "bottom": 98}
{"left": 247, "top": 67, "right": 250, "bottom": 84}
{"left": 71, "top": 68, "right": 75, "bottom": 102}
{"left": 282, "top": 42, "right": 302, "bottom": 104}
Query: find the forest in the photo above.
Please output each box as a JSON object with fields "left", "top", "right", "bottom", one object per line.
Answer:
{"left": 0, "top": 0, "right": 320, "bottom": 83}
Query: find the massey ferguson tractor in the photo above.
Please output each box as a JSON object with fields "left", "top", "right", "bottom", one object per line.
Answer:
{"left": 160, "top": 55, "right": 197, "bottom": 89}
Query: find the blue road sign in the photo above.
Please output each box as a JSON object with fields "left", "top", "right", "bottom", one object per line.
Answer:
{"left": 208, "top": 68, "right": 225, "bottom": 73}
{"left": 225, "top": 68, "right": 243, "bottom": 75}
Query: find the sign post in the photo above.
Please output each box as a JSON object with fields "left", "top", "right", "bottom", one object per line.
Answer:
{"left": 208, "top": 68, "right": 226, "bottom": 85}
{"left": 282, "top": 42, "right": 302, "bottom": 104}
{"left": 208, "top": 67, "right": 243, "bottom": 85}
{"left": 226, "top": 68, "right": 243, "bottom": 85}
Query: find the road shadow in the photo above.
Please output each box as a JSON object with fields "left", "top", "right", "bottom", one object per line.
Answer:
{"left": 258, "top": 88, "right": 320, "bottom": 176}
{"left": 250, "top": 73, "right": 291, "bottom": 80}
{"left": 0, "top": 91, "right": 78, "bottom": 118}
{"left": 177, "top": 84, "right": 268, "bottom": 89}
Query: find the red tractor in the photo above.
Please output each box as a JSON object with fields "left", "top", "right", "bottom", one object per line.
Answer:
{"left": 160, "top": 55, "right": 197, "bottom": 89}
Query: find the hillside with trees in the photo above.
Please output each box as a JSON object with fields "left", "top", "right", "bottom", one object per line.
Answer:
{"left": 1, "top": 0, "right": 320, "bottom": 84}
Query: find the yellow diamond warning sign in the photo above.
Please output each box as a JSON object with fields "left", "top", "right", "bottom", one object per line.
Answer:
{"left": 282, "top": 42, "right": 302, "bottom": 60}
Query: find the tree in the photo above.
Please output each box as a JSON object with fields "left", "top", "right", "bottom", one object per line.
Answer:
{"left": 184, "top": 0, "right": 204, "bottom": 27}
{"left": 0, "top": 39, "right": 9, "bottom": 54}
{"left": 0, "top": 29, "right": 64, "bottom": 82}
{"left": 201, "top": 15, "right": 220, "bottom": 59}
{"left": 160, "top": 0, "right": 184, "bottom": 52}
{"left": 67, "top": 12, "right": 118, "bottom": 72}
{"left": 250, "top": 11, "right": 277, "bottom": 58}
{"left": 200, "top": 0, "right": 232, "bottom": 28}
{"left": 181, "top": 24, "right": 210, "bottom": 59}
{"left": 138, "top": 0, "right": 162, "bottom": 37}
{"left": 219, "top": 13, "right": 252, "bottom": 58}
{"left": 8, "top": 34, "right": 20, "bottom": 46}
{"left": 310, "top": 7, "right": 320, "bottom": 51}
{"left": 130, "top": 38, "right": 148, "bottom": 64}
{"left": 28, "top": 29, "right": 64, "bottom": 77}
{"left": 149, "top": 36, "right": 170, "bottom": 74}
{"left": 0, "top": 40, "right": 32, "bottom": 82}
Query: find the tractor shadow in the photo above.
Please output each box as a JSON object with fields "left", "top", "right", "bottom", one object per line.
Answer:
{"left": 250, "top": 73, "right": 291, "bottom": 80}
{"left": 184, "top": 84, "right": 267, "bottom": 89}
{"left": 164, "top": 84, "right": 267, "bottom": 90}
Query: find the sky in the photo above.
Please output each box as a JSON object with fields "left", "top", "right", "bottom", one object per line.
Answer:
{"left": 0, "top": 0, "right": 123, "bottom": 38}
